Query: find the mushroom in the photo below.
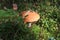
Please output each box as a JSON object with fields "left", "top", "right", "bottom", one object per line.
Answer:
{"left": 13, "top": 3, "right": 18, "bottom": 11}
{"left": 21, "top": 10, "right": 40, "bottom": 27}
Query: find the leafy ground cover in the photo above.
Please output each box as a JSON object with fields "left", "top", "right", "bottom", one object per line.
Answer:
{"left": 0, "top": 0, "right": 59, "bottom": 40}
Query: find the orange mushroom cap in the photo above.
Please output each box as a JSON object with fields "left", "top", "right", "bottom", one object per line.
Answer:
{"left": 21, "top": 10, "right": 40, "bottom": 23}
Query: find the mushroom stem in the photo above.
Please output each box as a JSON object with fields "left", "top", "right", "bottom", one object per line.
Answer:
{"left": 28, "top": 23, "right": 32, "bottom": 27}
